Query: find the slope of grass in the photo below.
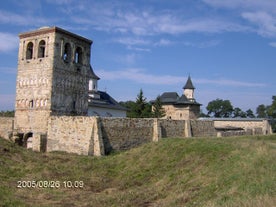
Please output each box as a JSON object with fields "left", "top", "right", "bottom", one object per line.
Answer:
{"left": 0, "top": 135, "right": 275, "bottom": 207}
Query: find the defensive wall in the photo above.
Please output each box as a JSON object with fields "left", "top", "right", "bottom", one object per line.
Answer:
{"left": 46, "top": 117, "right": 192, "bottom": 155}
{"left": 0, "top": 116, "right": 272, "bottom": 156}
{"left": 0, "top": 117, "right": 14, "bottom": 140}
{"left": 200, "top": 118, "right": 273, "bottom": 137}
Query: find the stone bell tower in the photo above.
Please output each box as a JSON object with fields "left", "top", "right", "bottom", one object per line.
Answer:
{"left": 14, "top": 26, "right": 93, "bottom": 149}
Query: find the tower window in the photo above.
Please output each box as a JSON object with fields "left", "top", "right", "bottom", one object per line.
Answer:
{"left": 26, "top": 42, "right": 34, "bottom": 60}
{"left": 29, "top": 100, "right": 34, "bottom": 108}
{"left": 75, "top": 47, "right": 83, "bottom": 64}
{"left": 38, "top": 40, "right": 46, "bottom": 58}
{"left": 63, "top": 43, "right": 71, "bottom": 62}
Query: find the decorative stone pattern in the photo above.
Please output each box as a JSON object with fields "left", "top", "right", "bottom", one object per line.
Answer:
{"left": 14, "top": 27, "right": 92, "bottom": 136}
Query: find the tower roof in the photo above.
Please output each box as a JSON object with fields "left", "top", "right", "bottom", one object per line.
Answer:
{"left": 183, "top": 76, "right": 195, "bottom": 89}
{"left": 90, "top": 65, "right": 100, "bottom": 80}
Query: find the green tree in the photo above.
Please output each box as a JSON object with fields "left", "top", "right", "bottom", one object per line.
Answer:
{"left": 206, "top": 99, "right": 233, "bottom": 118}
{"left": 152, "top": 95, "right": 165, "bottom": 118}
{"left": 256, "top": 104, "right": 268, "bottom": 118}
{"left": 119, "top": 101, "right": 136, "bottom": 118}
{"left": 133, "top": 89, "right": 147, "bottom": 117}
{"left": 0, "top": 110, "right": 15, "bottom": 117}
{"left": 122, "top": 89, "right": 152, "bottom": 118}
{"left": 267, "top": 96, "right": 276, "bottom": 118}
{"left": 246, "top": 109, "right": 255, "bottom": 118}
{"left": 232, "top": 107, "right": 247, "bottom": 118}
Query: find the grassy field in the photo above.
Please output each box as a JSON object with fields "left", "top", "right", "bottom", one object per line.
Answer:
{"left": 0, "top": 135, "right": 275, "bottom": 207}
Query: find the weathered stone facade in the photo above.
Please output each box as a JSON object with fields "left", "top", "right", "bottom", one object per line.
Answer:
{"left": 162, "top": 104, "right": 200, "bottom": 120}
{"left": 46, "top": 117, "right": 190, "bottom": 155}
{"left": 157, "top": 76, "right": 201, "bottom": 120}
{"left": 0, "top": 117, "right": 14, "bottom": 140}
{"left": 213, "top": 118, "right": 272, "bottom": 136}
{"left": 0, "top": 115, "right": 273, "bottom": 155}
{"left": 14, "top": 26, "right": 92, "bottom": 144}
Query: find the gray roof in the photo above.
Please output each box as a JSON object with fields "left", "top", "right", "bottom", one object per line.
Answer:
{"left": 183, "top": 76, "right": 195, "bottom": 89}
{"left": 159, "top": 92, "right": 200, "bottom": 106}
{"left": 90, "top": 65, "right": 100, "bottom": 80}
{"left": 88, "top": 90, "right": 127, "bottom": 111}
{"left": 159, "top": 92, "right": 179, "bottom": 103}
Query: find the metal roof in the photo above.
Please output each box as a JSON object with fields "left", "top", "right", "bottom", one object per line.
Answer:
{"left": 183, "top": 76, "right": 195, "bottom": 89}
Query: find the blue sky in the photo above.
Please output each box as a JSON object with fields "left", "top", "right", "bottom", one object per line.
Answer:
{"left": 0, "top": 0, "right": 276, "bottom": 113}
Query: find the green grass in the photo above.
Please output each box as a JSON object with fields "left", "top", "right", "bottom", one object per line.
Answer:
{"left": 0, "top": 135, "right": 275, "bottom": 207}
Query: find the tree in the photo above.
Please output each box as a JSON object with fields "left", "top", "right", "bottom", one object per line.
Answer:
{"left": 267, "top": 96, "right": 276, "bottom": 118}
{"left": 0, "top": 110, "right": 14, "bottom": 117}
{"left": 122, "top": 89, "right": 152, "bottom": 118}
{"left": 152, "top": 95, "right": 165, "bottom": 118}
{"left": 246, "top": 109, "right": 255, "bottom": 118}
{"left": 133, "top": 89, "right": 147, "bottom": 117}
{"left": 233, "top": 107, "right": 246, "bottom": 118}
{"left": 256, "top": 104, "right": 268, "bottom": 118}
{"left": 119, "top": 101, "right": 136, "bottom": 118}
{"left": 206, "top": 99, "right": 233, "bottom": 118}
{"left": 256, "top": 96, "right": 276, "bottom": 132}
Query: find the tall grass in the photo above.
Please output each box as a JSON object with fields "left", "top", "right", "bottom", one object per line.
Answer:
{"left": 0, "top": 135, "right": 275, "bottom": 207}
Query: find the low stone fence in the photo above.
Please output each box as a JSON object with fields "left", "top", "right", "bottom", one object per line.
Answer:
{"left": 0, "top": 117, "right": 14, "bottom": 140}
{"left": 2, "top": 116, "right": 272, "bottom": 156}
{"left": 101, "top": 118, "right": 154, "bottom": 154}
{"left": 190, "top": 120, "right": 216, "bottom": 137}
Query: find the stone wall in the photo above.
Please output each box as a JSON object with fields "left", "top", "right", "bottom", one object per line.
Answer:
{"left": 47, "top": 116, "right": 97, "bottom": 155}
{"left": 0, "top": 117, "right": 14, "bottom": 140}
{"left": 100, "top": 118, "right": 154, "bottom": 154}
{"left": 159, "top": 119, "right": 186, "bottom": 138}
{"left": 45, "top": 117, "right": 223, "bottom": 155}
{"left": 1, "top": 116, "right": 273, "bottom": 156}
{"left": 213, "top": 118, "right": 272, "bottom": 135}
{"left": 190, "top": 120, "right": 217, "bottom": 137}
{"left": 45, "top": 117, "right": 191, "bottom": 155}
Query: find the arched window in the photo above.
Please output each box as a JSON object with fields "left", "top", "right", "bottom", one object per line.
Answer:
{"left": 26, "top": 42, "right": 33, "bottom": 60}
{"left": 75, "top": 47, "right": 83, "bottom": 64}
{"left": 63, "top": 43, "right": 71, "bottom": 62}
{"left": 38, "top": 40, "right": 46, "bottom": 58}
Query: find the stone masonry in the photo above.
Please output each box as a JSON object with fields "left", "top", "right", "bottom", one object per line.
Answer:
{"left": 0, "top": 26, "right": 272, "bottom": 156}
{"left": 14, "top": 26, "right": 92, "bottom": 141}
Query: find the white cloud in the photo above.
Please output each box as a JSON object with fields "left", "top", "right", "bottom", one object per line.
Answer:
{"left": 97, "top": 68, "right": 184, "bottom": 85}
{"left": 203, "top": 0, "right": 276, "bottom": 37}
{"left": 196, "top": 78, "right": 266, "bottom": 87}
{"left": 0, "top": 33, "right": 18, "bottom": 53}
{"left": 203, "top": 0, "right": 276, "bottom": 12}
{"left": 269, "top": 42, "right": 276, "bottom": 47}
{"left": 71, "top": 4, "right": 248, "bottom": 37}
{"left": 154, "top": 39, "right": 174, "bottom": 46}
{"left": 241, "top": 11, "right": 276, "bottom": 37}
{"left": 97, "top": 68, "right": 266, "bottom": 87}
{"left": 113, "top": 37, "right": 151, "bottom": 46}
{"left": 0, "top": 10, "right": 50, "bottom": 26}
{"left": 183, "top": 40, "right": 221, "bottom": 48}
